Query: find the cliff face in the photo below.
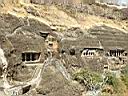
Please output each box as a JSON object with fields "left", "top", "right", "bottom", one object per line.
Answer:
{"left": 0, "top": 11, "right": 84, "bottom": 96}
{"left": 0, "top": 1, "right": 128, "bottom": 96}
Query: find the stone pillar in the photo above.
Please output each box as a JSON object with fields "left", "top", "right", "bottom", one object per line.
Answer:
{"left": 30, "top": 53, "right": 32, "bottom": 61}
{"left": 119, "top": 52, "right": 121, "bottom": 56}
{"left": 25, "top": 54, "right": 26, "bottom": 61}
{"left": 116, "top": 51, "right": 118, "bottom": 57}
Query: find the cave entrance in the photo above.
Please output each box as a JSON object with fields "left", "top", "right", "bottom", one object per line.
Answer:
{"left": 82, "top": 50, "right": 95, "bottom": 57}
{"left": 22, "top": 52, "right": 41, "bottom": 62}
{"left": 40, "top": 31, "right": 49, "bottom": 39}
{"left": 109, "top": 49, "right": 126, "bottom": 57}
{"left": 70, "top": 49, "right": 75, "bottom": 55}
{"left": 81, "top": 48, "right": 103, "bottom": 57}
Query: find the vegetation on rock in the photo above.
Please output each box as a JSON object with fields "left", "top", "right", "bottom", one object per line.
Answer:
{"left": 73, "top": 68, "right": 102, "bottom": 90}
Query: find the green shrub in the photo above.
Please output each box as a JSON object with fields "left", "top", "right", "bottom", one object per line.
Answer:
{"left": 121, "top": 65, "right": 128, "bottom": 88}
{"left": 121, "top": 75, "right": 128, "bottom": 89}
{"left": 105, "top": 73, "right": 118, "bottom": 91}
{"left": 73, "top": 68, "right": 102, "bottom": 89}
{"left": 105, "top": 73, "right": 125, "bottom": 93}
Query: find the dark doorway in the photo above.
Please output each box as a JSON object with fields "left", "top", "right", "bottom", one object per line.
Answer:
{"left": 70, "top": 49, "right": 75, "bottom": 55}
{"left": 22, "top": 52, "right": 41, "bottom": 62}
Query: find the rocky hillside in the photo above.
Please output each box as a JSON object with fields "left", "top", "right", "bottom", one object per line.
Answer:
{"left": 1, "top": 0, "right": 128, "bottom": 31}
{"left": 0, "top": 1, "right": 128, "bottom": 96}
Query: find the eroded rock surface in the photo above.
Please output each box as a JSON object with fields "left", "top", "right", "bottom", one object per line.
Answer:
{"left": 0, "top": 2, "right": 128, "bottom": 96}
